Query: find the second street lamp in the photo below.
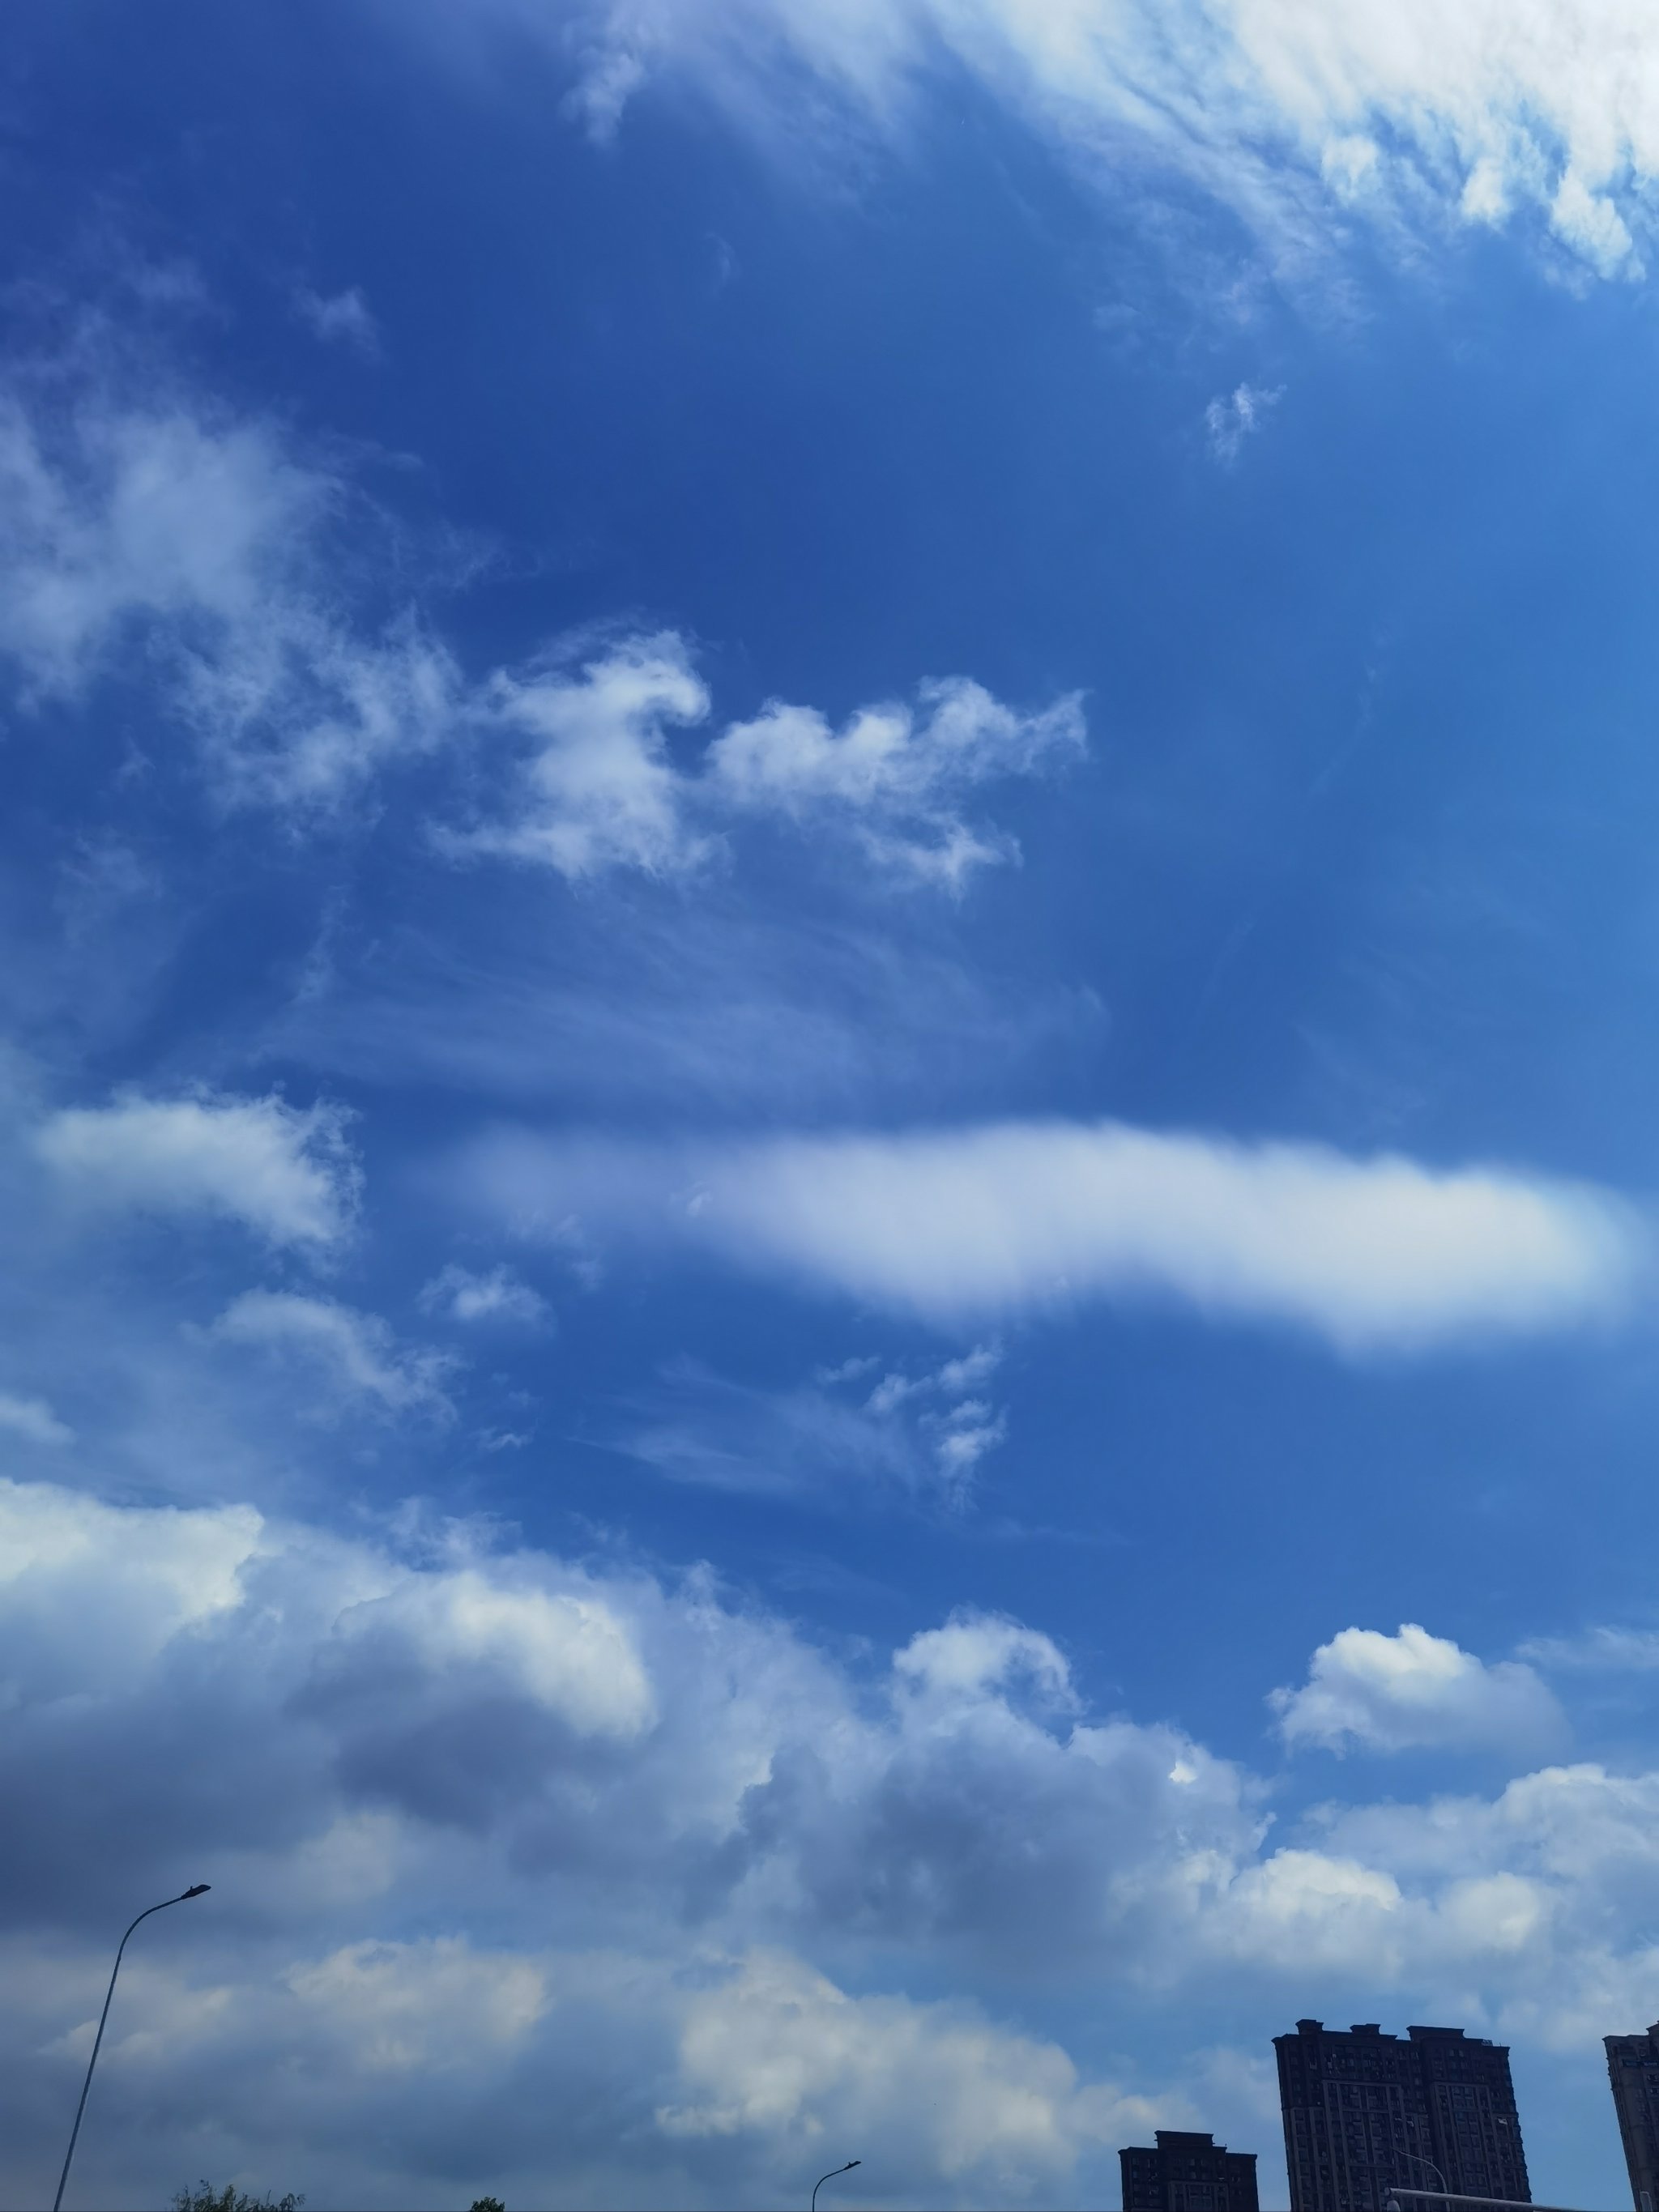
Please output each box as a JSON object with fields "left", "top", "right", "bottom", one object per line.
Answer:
{"left": 53, "top": 1884, "right": 211, "bottom": 2212}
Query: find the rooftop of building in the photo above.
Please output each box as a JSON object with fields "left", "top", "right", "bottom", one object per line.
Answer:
{"left": 1283, "top": 2018, "right": 1505, "bottom": 2048}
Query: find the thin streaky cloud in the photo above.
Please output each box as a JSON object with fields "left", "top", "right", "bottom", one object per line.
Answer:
{"left": 464, "top": 1118, "right": 1642, "bottom": 1353}
{"left": 549, "top": 0, "right": 1659, "bottom": 283}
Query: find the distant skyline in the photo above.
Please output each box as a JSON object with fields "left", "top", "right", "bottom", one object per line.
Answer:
{"left": 10, "top": 1, "right": 1659, "bottom": 2206}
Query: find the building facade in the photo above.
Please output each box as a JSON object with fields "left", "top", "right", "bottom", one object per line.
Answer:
{"left": 1606, "top": 2021, "right": 1659, "bottom": 2210}
{"left": 1120, "top": 2130, "right": 1260, "bottom": 2212}
{"left": 1274, "top": 2018, "right": 1531, "bottom": 2212}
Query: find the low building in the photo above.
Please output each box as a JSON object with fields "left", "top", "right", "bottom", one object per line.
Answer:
{"left": 1120, "top": 2129, "right": 1260, "bottom": 2212}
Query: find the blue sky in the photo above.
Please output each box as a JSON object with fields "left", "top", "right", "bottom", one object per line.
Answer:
{"left": 9, "top": 2, "right": 1659, "bottom": 2206}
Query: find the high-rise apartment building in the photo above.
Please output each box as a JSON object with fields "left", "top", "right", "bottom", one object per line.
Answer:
{"left": 1120, "top": 2129, "right": 1260, "bottom": 2212}
{"left": 1274, "top": 2018, "right": 1531, "bottom": 2212}
{"left": 1606, "top": 2021, "right": 1659, "bottom": 2210}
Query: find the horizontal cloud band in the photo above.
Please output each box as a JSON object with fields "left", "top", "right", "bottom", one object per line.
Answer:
{"left": 469, "top": 1118, "right": 1642, "bottom": 1350}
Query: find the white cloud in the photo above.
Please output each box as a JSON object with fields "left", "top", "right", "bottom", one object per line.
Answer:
{"left": 210, "top": 1291, "right": 454, "bottom": 1416}
{"left": 706, "top": 676, "right": 1085, "bottom": 888}
{"left": 1520, "top": 1626, "right": 1659, "bottom": 1672}
{"left": 0, "top": 370, "right": 1077, "bottom": 875}
{"left": 895, "top": 1610, "right": 1075, "bottom": 1709}
{"left": 286, "top": 1936, "right": 548, "bottom": 2069}
{"left": 458, "top": 633, "right": 1085, "bottom": 889}
{"left": 469, "top": 1118, "right": 1640, "bottom": 1353}
{"left": 1205, "top": 382, "right": 1282, "bottom": 463}
{"left": 620, "top": 1341, "right": 1006, "bottom": 1502}
{"left": 552, "top": 0, "right": 1659, "bottom": 282}
{"left": 862, "top": 1342, "right": 1007, "bottom": 1483}
{"left": 10, "top": 1473, "right": 1659, "bottom": 2197}
{"left": 0, "top": 1393, "right": 73, "bottom": 1447}
{"left": 0, "top": 386, "right": 458, "bottom": 806}
{"left": 461, "top": 633, "right": 716, "bottom": 879}
{"left": 0, "top": 1472, "right": 1258, "bottom": 1979}
{"left": 420, "top": 1262, "right": 550, "bottom": 1326}
{"left": 659, "top": 1949, "right": 1170, "bottom": 2188}
{"left": 1271, "top": 1623, "right": 1567, "bottom": 1756}
{"left": 0, "top": 1479, "right": 261, "bottom": 1700}
{"left": 184, "top": 604, "right": 458, "bottom": 810}
{"left": 318, "top": 1566, "right": 655, "bottom": 1740}
{"left": 292, "top": 284, "right": 382, "bottom": 354}
{"left": 36, "top": 1090, "right": 359, "bottom": 1251}
{"left": 0, "top": 396, "right": 319, "bottom": 698}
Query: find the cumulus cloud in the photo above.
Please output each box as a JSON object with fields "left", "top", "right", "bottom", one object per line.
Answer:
{"left": 0, "top": 1473, "right": 1243, "bottom": 2202}
{"left": 552, "top": 0, "right": 1659, "bottom": 282}
{"left": 306, "top": 1566, "right": 656, "bottom": 1743}
{"left": 420, "top": 1262, "right": 550, "bottom": 1327}
{"left": 706, "top": 676, "right": 1085, "bottom": 888}
{"left": 0, "top": 1474, "right": 1253, "bottom": 1967}
{"left": 0, "top": 1479, "right": 261, "bottom": 1705}
{"left": 462, "top": 633, "right": 717, "bottom": 879}
{"left": 36, "top": 1090, "right": 360, "bottom": 1251}
{"left": 456, "top": 633, "right": 1085, "bottom": 888}
{"left": 467, "top": 1118, "right": 1640, "bottom": 1353}
{"left": 7, "top": 1473, "right": 1659, "bottom": 2197}
{"left": 210, "top": 1291, "right": 455, "bottom": 1417}
{"left": 1271, "top": 1623, "right": 1567, "bottom": 1757}
{"left": 658, "top": 1949, "right": 1168, "bottom": 2189}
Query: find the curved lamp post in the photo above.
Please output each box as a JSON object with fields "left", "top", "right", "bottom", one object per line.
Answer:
{"left": 1392, "top": 2147, "right": 1450, "bottom": 2207}
{"left": 812, "top": 2160, "right": 861, "bottom": 2211}
{"left": 53, "top": 1885, "right": 211, "bottom": 2212}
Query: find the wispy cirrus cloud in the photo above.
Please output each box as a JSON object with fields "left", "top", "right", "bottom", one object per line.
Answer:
{"left": 464, "top": 1118, "right": 1642, "bottom": 1353}
{"left": 620, "top": 1340, "right": 1006, "bottom": 1504}
{"left": 548, "top": 0, "right": 1659, "bottom": 282}
{"left": 0, "top": 383, "right": 458, "bottom": 807}
{"left": 1519, "top": 1626, "right": 1659, "bottom": 1673}
{"left": 420, "top": 1262, "right": 550, "bottom": 1327}
{"left": 1206, "top": 381, "right": 1282, "bottom": 464}
{"left": 292, "top": 283, "right": 381, "bottom": 355}
{"left": 0, "top": 366, "right": 1081, "bottom": 889}
{"left": 209, "top": 1290, "right": 456, "bottom": 1418}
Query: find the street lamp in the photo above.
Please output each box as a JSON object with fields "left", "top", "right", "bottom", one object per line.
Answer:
{"left": 53, "top": 1885, "right": 211, "bottom": 2212}
{"left": 1391, "top": 2146, "right": 1450, "bottom": 2208}
{"left": 812, "top": 2159, "right": 861, "bottom": 2211}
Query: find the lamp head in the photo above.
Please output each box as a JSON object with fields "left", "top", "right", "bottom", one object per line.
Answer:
{"left": 181, "top": 1884, "right": 211, "bottom": 1899}
{"left": 845, "top": 2162, "right": 861, "bottom": 2172}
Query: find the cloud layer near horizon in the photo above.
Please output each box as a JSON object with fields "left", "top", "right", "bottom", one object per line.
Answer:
{"left": 466, "top": 1119, "right": 1642, "bottom": 1352}
{"left": 4, "top": 1471, "right": 1659, "bottom": 2206}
